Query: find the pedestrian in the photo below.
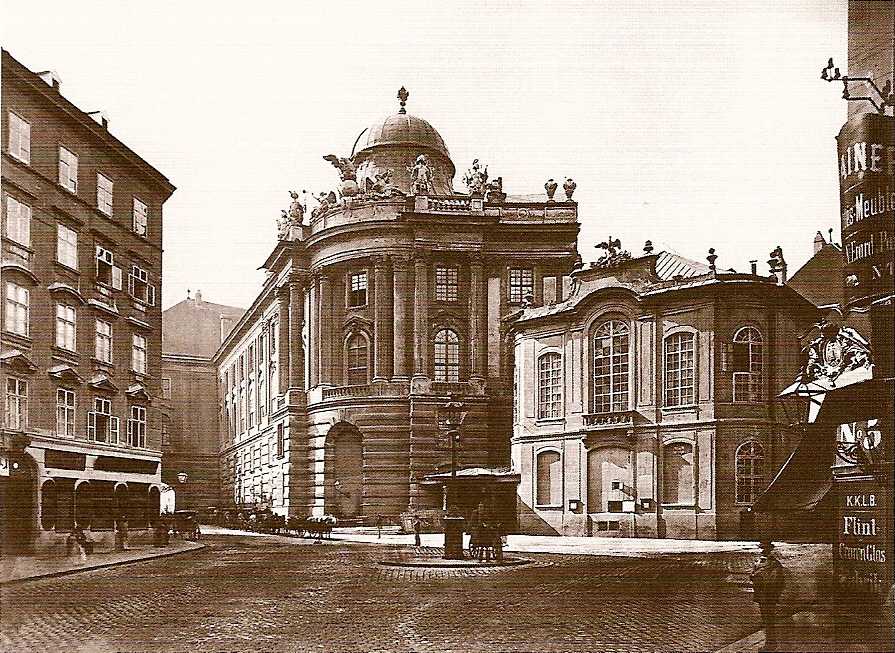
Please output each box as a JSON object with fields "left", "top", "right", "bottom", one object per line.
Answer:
{"left": 750, "top": 539, "right": 785, "bottom": 652}
{"left": 414, "top": 517, "right": 422, "bottom": 547}
{"left": 376, "top": 514, "right": 383, "bottom": 539}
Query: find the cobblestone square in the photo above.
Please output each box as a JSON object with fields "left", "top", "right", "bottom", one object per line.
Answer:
{"left": 1, "top": 534, "right": 762, "bottom": 653}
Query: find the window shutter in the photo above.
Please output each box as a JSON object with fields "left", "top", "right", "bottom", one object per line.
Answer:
{"left": 147, "top": 284, "right": 156, "bottom": 306}
{"left": 110, "top": 416, "right": 120, "bottom": 445}
{"left": 112, "top": 266, "right": 123, "bottom": 290}
{"left": 720, "top": 342, "right": 732, "bottom": 372}
{"left": 127, "top": 418, "right": 134, "bottom": 446}
{"left": 87, "top": 411, "right": 96, "bottom": 440}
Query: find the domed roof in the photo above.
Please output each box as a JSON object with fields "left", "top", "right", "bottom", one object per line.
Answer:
{"left": 352, "top": 112, "right": 451, "bottom": 160}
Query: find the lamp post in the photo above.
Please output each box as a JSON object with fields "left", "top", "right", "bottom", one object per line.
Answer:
{"left": 436, "top": 397, "right": 467, "bottom": 559}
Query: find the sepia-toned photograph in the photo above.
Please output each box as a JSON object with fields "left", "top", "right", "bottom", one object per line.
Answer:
{"left": 0, "top": 1, "right": 893, "bottom": 651}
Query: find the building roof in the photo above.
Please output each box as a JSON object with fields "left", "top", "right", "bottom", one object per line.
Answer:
{"left": 787, "top": 243, "right": 845, "bottom": 309}
{"left": 162, "top": 294, "right": 245, "bottom": 358}
{"left": 352, "top": 112, "right": 450, "bottom": 160}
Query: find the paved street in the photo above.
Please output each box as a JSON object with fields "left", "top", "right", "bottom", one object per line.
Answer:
{"left": 0, "top": 534, "right": 763, "bottom": 653}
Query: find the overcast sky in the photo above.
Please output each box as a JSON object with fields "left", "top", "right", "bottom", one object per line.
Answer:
{"left": 2, "top": 0, "right": 848, "bottom": 310}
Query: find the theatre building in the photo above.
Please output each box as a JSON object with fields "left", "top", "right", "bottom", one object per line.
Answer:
{"left": 214, "top": 89, "right": 578, "bottom": 525}
{"left": 1, "top": 51, "right": 175, "bottom": 554}
{"left": 510, "top": 245, "right": 818, "bottom": 539}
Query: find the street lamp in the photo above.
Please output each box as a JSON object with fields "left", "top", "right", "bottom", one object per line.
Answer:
{"left": 436, "top": 397, "right": 467, "bottom": 560}
{"left": 177, "top": 471, "right": 189, "bottom": 484}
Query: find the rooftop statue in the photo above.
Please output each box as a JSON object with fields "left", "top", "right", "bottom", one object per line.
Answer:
{"left": 408, "top": 154, "right": 435, "bottom": 196}
{"left": 288, "top": 190, "right": 305, "bottom": 221}
{"left": 594, "top": 236, "right": 631, "bottom": 268}
{"left": 363, "top": 169, "right": 405, "bottom": 199}
{"left": 484, "top": 176, "right": 505, "bottom": 203}
{"left": 277, "top": 190, "right": 306, "bottom": 240}
{"left": 323, "top": 154, "right": 357, "bottom": 182}
{"left": 563, "top": 178, "right": 577, "bottom": 201}
{"left": 463, "top": 158, "right": 489, "bottom": 195}
{"left": 310, "top": 190, "right": 338, "bottom": 219}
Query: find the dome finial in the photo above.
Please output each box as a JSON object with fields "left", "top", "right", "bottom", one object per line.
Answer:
{"left": 397, "top": 86, "right": 409, "bottom": 114}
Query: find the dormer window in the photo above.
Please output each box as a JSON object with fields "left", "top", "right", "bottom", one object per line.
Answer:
{"left": 128, "top": 265, "right": 156, "bottom": 305}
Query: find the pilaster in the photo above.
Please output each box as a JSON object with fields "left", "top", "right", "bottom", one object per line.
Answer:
{"left": 392, "top": 256, "right": 411, "bottom": 381}
{"left": 469, "top": 255, "right": 486, "bottom": 381}
{"left": 412, "top": 254, "right": 429, "bottom": 380}
{"left": 373, "top": 255, "right": 392, "bottom": 382}
{"left": 276, "top": 286, "right": 290, "bottom": 395}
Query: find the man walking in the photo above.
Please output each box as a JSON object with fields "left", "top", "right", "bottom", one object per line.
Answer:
{"left": 751, "top": 540, "right": 785, "bottom": 652}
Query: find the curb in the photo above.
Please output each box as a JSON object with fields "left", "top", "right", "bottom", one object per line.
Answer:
{"left": 0, "top": 541, "right": 205, "bottom": 587}
{"left": 379, "top": 556, "right": 532, "bottom": 568}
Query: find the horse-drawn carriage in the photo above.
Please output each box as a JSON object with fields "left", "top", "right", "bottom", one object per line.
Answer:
{"left": 170, "top": 510, "right": 201, "bottom": 541}
{"left": 284, "top": 515, "right": 336, "bottom": 539}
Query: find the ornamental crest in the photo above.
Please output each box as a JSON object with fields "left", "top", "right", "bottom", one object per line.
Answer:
{"left": 802, "top": 322, "right": 872, "bottom": 386}
{"left": 594, "top": 236, "right": 632, "bottom": 269}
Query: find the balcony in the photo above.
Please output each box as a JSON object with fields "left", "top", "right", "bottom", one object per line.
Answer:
{"left": 2, "top": 242, "right": 37, "bottom": 282}
{"left": 415, "top": 195, "right": 482, "bottom": 214}
{"left": 582, "top": 410, "right": 637, "bottom": 430}
{"left": 319, "top": 381, "right": 412, "bottom": 401}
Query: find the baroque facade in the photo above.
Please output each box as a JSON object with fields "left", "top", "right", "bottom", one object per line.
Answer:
{"left": 1, "top": 50, "right": 175, "bottom": 553}
{"left": 214, "top": 89, "right": 579, "bottom": 525}
{"left": 510, "top": 245, "right": 819, "bottom": 539}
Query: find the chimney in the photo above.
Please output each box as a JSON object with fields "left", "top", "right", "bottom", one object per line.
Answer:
{"left": 750, "top": 260, "right": 757, "bottom": 275}
{"left": 813, "top": 230, "right": 826, "bottom": 254}
{"left": 220, "top": 316, "right": 232, "bottom": 344}
{"left": 36, "top": 70, "right": 61, "bottom": 91}
{"left": 195, "top": 290, "right": 203, "bottom": 304}
{"left": 87, "top": 110, "right": 109, "bottom": 129}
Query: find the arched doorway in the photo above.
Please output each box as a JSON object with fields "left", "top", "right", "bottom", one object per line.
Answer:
{"left": 1, "top": 454, "right": 37, "bottom": 553}
{"left": 148, "top": 486, "right": 161, "bottom": 526}
{"left": 325, "top": 423, "right": 363, "bottom": 518}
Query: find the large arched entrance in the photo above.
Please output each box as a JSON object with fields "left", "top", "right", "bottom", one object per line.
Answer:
{"left": 1, "top": 454, "right": 38, "bottom": 553}
{"left": 586, "top": 446, "right": 632, "bottom": 513}
{"left": 325, "top": 423, "right": 363, "bottom": 518}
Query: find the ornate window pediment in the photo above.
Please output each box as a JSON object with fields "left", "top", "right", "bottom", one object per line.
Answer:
{"left": 87, "top": 373, "right": 118, "bottom": 393}
{"left": 344, "top": 316, "right": 373, "bottom": 337}
{"left": 48, "top": 363, "right": 83, "bottom": 384}
{"left": 47, "top": 282, "right": 86, "bottom": 305}
{"left": 0, "top": 349, "right": 38, "bottom": 373}
{"left": 125, "top": 383, "right": 152, "bottom": 402}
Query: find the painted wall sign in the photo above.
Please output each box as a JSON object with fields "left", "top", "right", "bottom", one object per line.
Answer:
{"left": 836, "top": 112, "right": 895, "bottom": 308}
{"left": 833, "top": 476, "right": 892, "bottom": 613}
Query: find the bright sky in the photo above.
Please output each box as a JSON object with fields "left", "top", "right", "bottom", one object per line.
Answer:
{"left": 2, "top": 0, "right": 848, "bottom": 310}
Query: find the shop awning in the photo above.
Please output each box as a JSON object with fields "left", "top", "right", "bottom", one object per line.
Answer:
{"left": 752, "top": 423, "right": 834, "bottom": 513}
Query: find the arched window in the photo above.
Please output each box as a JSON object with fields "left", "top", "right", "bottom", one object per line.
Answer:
{"left": 736, "top": 441, "right": 765, "bottom": 504}
{"left": 664, "top": 332, "right": 696, "bottom": 407}
{"left": 41, "top": 480, "right": 57, "bottom": 530}
{"left": 346, "top": 333, "right": 369, "bottom": 386}
{"left": 662, "top": 441, "right": 694, "bottom": 505}
{"left": 733, "top": 327, "right": 763, "bottom": 403}
{"left": 593, "top": 320, "right": 630, "bottom": 413}
{"left": 535, "top": 450, "right": 562, "bottom": 506}
{"left": 537, "top": 352, "right": 562, "bottom": 419}
{"left": 434, "top": 329, "right": 460, "bottom": 382}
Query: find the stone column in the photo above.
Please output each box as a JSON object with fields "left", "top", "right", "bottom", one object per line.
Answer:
{"left": 373, "top": 256, "right": 392, "bottom": 382}
{"left": 469, "top": 256, "right": 486, "bottom": 381}
{"left": 309, "top": 274, "right": 319, "bottom": 388}
{"left": 288, "top": 271, "right": 306, "bottom": 390}
{"left": 413, "top": 255, "right": 429, "bottom": 379}
{"left": 392, "top": 257, "right": 410, "bottom": 381}
{"left": 276, "top": 286, "right": 290, "bottom": 395}
{"left": 318, "top": 271, "right": 333, "bottom": 385}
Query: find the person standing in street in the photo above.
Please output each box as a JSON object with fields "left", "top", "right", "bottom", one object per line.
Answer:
{"left": 414, "top": 517, "right": 422, "bottom": 547}
{"left": 751, "top": 540, "right": 785, "bottom": 652}
{"left": 376, "top": 514, "right": 383, "bottom": 539}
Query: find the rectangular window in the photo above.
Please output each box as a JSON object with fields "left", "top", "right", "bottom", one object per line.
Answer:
{"left": 435, "top": 266, "right": 459, "bottom": 302}
{"left": 664, "top": 333, "right": 696, "bottom": 407}
{"left": 132, "top": 334, "right": 147, "bottom": 374}
{"left": 276, "top": 423, "right": 284, "bottom": 458}
{"left": 8, "top": 112, "right": 31, "bottom": 164}
{"left": 132, "top": 198, "right": 148, "bottom": 236}
{"left": 57, "top": 223, "right": 78, "bottom": 269}
{"left": 95, "top": 320, "right": 113, "bottom": 363}
{"left": 5, "top": 282, "right": 29, "bottom": 337}
{"left": 128, "top": 405, "right": 146, "bottom": 448}
{"left": 55, "top": 304, "right": 77, "bottom": 351}
{"left": 95, "top": 246, "right": 122, "bottom": 289}
{"left": 5, "top": 377, "right": 28, "bottom": 430}
{"left": 161, "top": 377, "right": 171, "bottom": 399}
{"left": 56, "top": 389, "right": 76, "bottom": 437}
{"left": 509, "top": 267, "right": 534, "bottom": 303}
{"left": 87, "top": 397, "right": 119, "bottom": 444}
{"left": 239, "top": 389, "right": 246, "bottom": 433}
{"left": 258, "top": 371, "right": 266, "bottom": 419}
{"left": 537, "top": 353, "right": 563, "bottom": 419}
{"left": 4, "top": 195, "right": 31, "bottom": 246}
{"left": 161, "top": 419, "right": 170, "bottom": 446}
{"left": 248, "top": 344, "right": 255, "bottom": 370}
{"left": 128, "top": 265, "right": 156, "bottom": 305}
{"left": 97, "top": 173, "right": 114, "bottom": 216}
{"left": 59, "top": 146, "right": 78, "bottom": 192}
{"left": 349, "top": 270, "right": 368, "bottom": 307}
{"left": 247, "top": 379, "right": 255, "bottom": 428}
